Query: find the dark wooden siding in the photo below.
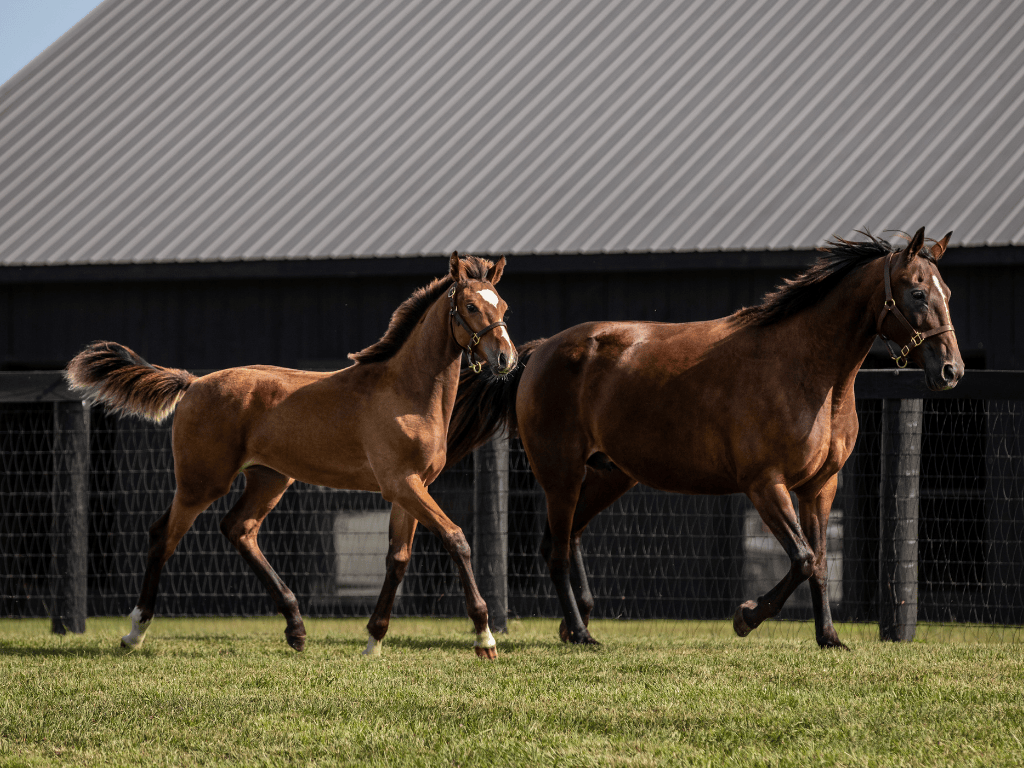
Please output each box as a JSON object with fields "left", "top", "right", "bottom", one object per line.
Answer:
{"left": 1, "top": 250, "right": 1020, "bottom": 372}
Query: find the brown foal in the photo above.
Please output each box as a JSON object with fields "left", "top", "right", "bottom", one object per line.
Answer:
{"left": 447, "top": 228, "right": 963, "bottom": 649}
{"left": 66, "top": 252, "right": 516, "bottom": 658}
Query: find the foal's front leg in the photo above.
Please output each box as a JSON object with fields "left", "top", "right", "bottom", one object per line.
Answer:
{"left": 364, "top": 505, "right": 418, "bottom": 656}
{"left": 380, "top": 475, "right": 496, "bottom": 659}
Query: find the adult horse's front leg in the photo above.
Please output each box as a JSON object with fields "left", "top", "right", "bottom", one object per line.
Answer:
{"left": 547, "top": 466, "right": 637, "bottom": 643}
{"left": 733, "top": 480, "right": 816, "bottom": 639}
{"left": 364, "top": 505, "right": 418, "bottom": 656}
{"left": 382, "top": 476, "right": 496, "bottom": 659}
{"left": 219, "top": 467, "right": 305, "bottom": 651}
{"left": 797, "top": 477, "right": 848, "bottom": 649}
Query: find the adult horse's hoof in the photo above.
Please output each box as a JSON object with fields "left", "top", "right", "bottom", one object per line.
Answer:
{"left": 559, "top": 620, "right": 599, "bottom": 645}
{"left": 286, "top": 631, "right": 306, "bottom": 652}
{"left": 474, "top": 645, "right": 498, "bottom": 660}
{"left": 733, "top": 600, "right": 757, "bottom": 637}
{"left": 817, "top": 632, "right": 851, "bottom": 651}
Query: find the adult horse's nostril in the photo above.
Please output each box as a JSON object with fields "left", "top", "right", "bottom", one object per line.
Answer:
{"left": 942, "top": 363, "right": 958, "bottom": 384}
{"left": 497, "top": 351, "right": 508, "bottom": 369}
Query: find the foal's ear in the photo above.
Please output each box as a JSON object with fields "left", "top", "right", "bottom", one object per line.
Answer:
{"left": 930, "top": 231, "right": 952, "bottom": 261}
{"left": 903, "top": 227, "right": 926, "bottom": 260}
{"left": 449, "top": 251, "right": 466, "bottom": 283}
{"left": 486, "top": 256, "right": 506, "bottom": 285}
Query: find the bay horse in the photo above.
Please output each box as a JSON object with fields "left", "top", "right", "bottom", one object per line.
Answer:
{"left": 65, "top": 252, "right": 516, "bottom": 659}
{"left": 446, "top": 228, "right": 963, "bottom": 649}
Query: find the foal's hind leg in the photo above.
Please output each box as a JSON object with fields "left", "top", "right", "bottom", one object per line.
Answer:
{"left": 364, "top": 504, "right": 418, "bottom": 656}
{"left": 733, "top": 480, "right": 816, "bottom": 639}
{"left": 797, "top": 477, "right": 848, "bottom": 649}
{"left": 122, "top": 489, "right": 221, "bottom": 649}
{"left": 218, "top": 466, "right": 304, "bottom": 650}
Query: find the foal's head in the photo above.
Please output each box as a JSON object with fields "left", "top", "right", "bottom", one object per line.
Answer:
{"left": 880, "top": 227, "right": 964, "bottom": 391}
{"left": 448, "top": 252, "right": 517, "bottom": 376}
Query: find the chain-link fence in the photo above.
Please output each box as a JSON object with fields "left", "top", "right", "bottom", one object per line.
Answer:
{"left": 2, "top": 372, "right": 1022, "bottom": 641}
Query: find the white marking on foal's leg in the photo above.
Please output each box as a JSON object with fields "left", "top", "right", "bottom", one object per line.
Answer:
{"left": 363, "top": 632, "right": 383, "bottom": 657}
{"left": 121, "top": 606, "right": 151, "bottom": 650}
{"left": 477, "top": 288, "right": 500, "bottom": 308}
{"left": 474, "top": 627, "right": 496, "bottom": 651}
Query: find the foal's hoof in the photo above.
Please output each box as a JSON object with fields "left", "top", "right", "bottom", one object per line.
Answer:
{"left": 286, "top": 632, "right": 306, "bottom": 652}
{"left": 733, "top": 600, "right": 758, "bottom": 638}
{"left": 474, "top": 645, "right": 498, "bottom": 660}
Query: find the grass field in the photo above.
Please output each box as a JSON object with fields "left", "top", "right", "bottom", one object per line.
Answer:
{"left": 1, "top": 617, "right": 1022, "bottom": 767}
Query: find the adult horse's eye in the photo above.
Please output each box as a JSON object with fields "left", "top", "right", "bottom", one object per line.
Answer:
{"left": 466, "top": 303, "right": 479, "bottom": 313}
{"left": 911, "top": 290, "right": 926, "bottom": 301}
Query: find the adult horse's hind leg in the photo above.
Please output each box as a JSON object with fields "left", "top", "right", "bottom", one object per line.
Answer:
{"left": 121, "top": 489, "right": 220, "bottom": 649}
{"left": 733, "top": 480, "right": 816, "bottom": 639}
{"left": 218, "top": 466, "right": 304, "bottom": 650}
{"left": 797, "top": 477, "right": 848, "bottom": 649}
{"left": 364, "top": 504, "right": 418, "bottom": 656}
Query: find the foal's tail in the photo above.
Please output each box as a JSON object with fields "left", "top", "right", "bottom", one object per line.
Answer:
{"left": 65, "top": 341, "right": 196, "bottom": 424}
{"left": 445, "top": 338, "right": 545, "bottom": 469}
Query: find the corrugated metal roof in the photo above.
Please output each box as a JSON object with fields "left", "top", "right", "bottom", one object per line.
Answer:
{"left": 1, "top": 0, "right": 1022, "bottom": 266}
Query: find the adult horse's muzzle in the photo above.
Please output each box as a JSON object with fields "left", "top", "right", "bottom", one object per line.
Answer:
{"left": 919, "top": 339, "right": 964, "bottom": 392}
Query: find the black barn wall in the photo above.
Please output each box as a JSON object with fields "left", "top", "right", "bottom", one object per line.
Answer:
{"left": 1, "top": 249, "right": 1019, "bottom": 372}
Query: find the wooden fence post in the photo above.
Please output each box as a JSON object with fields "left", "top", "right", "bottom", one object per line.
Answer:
{"left": 879, "top": 398, "right": 922, "bottom": 642}
{"left": 473, "top": 433, "right": 508, "bottom": 633}
{"left": 51, "top": 401, "right": 89, "bottom": 634}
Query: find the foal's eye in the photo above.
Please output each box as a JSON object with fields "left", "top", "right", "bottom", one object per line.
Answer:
{"left": 466, "top": 303, "right": 479, "bottom": 313}
{"left": 911, "top": 290, "right": 926, "bottom": 301}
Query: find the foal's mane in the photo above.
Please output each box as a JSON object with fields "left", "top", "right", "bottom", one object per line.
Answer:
{"left": 348, "top": 255, "right": 497, "bottom": 364}
{"left": 733, "top": 230, "right": 928, "bottom": 327}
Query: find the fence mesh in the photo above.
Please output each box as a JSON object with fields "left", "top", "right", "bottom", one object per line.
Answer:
{"left": 2, "top": 397, "right": 1022, "bottom": 641}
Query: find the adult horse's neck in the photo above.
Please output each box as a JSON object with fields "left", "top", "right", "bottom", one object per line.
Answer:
{"left": 785, "top": 256, "right": 888, "bottom": 397}
{"left": 386, "top": 287, "right": 464, "bottom": 412}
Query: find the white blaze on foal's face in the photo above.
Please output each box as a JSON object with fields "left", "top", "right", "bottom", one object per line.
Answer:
{"left": 477, "top": 288, "right": 500, "bottom": 308}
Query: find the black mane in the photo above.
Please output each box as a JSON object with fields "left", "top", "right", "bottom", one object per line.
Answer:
{"left": 348, "top": 255, "right": 496, "bottom": 364}
{"left": 733, "top": 231, "right": 914, "bottom": 327}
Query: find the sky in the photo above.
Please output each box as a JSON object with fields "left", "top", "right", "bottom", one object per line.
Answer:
{"left": 0, "top": 0, "right": 102, "bottom": 86}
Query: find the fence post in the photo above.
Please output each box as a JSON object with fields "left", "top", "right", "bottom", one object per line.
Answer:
{"left": 473, "top": 433, "right": 508, "bottom": 633}
{"left": 51, "top": 401, "right": 90, "bottom": 634}
{"left": 878, "top": 398, "right": 922, "bottom": 642}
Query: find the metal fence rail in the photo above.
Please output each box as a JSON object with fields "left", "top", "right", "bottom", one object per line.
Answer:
{"left": 1, "top": 370, "right": 1022, "bottom": 641}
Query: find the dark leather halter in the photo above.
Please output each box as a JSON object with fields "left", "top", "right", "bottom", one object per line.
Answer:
{"left": 875, "top": 250, "right": 955, "bottom": 368}
{"left": 448, "top": 283, "right": 507, "bottom": 374}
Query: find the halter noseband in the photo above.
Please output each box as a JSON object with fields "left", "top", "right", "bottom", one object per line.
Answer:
{"left": 875, "top": 250, "right": 955, "bottom": 368}
{"left": 448, "top": 283, "right": 507, "bottom": 374}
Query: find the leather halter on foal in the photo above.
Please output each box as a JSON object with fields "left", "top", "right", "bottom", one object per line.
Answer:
{"left": 875, "top": 250, "right": 955, "bottom": 368}
{"left": 448, "top": 283, "right": 507, "bottom": 373}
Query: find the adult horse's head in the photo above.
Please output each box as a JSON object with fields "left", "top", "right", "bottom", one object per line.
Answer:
{"left": 448, "top": 251, "right": 517, "bottom": 377}
{"left": 877, "top": 227, "right": 964, "bottom": 391}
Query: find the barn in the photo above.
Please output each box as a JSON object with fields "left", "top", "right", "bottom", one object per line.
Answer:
{"left": 1, "top": 0, "right": 1023, "bottom": 632}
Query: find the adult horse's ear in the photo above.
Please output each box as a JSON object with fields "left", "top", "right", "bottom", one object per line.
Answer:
{"left": 487, "top": 256, "right": 506, "bottom": 285}
{"left": 904, "top": 227, "right": 926, "bottom": 261}
{"left": 930, "top": 231, "right": 952, "bottom": 260}
{"left": 449, "top": 251, "right": 466, "bottom": 283}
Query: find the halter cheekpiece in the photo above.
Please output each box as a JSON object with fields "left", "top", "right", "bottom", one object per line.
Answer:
{"left": 448, "top": 283, "right": 507, "bottom": 374}
{"left": 875, "top": 250, "right": 955, "bottom": 368}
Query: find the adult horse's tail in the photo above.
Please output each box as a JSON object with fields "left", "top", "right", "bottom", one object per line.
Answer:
{"left": 65, "top": 341, "right": 196, "bottom": 424}
{"left": 445, "top": 338, "right": 545, "bottom": 468}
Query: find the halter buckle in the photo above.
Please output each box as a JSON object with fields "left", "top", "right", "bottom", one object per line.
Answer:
{"left": 909, "top": 331, "right": 923, "bottom": 348}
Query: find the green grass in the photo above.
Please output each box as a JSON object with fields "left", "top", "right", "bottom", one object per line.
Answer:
{"left": 1, "top": 617, "right": 1022, "bottom": 767}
